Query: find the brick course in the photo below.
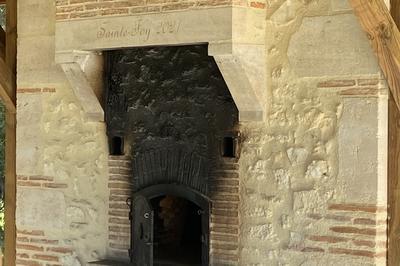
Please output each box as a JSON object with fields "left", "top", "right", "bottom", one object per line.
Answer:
{"left": 305, "top": 202, "right": 387, "bottom": 260}
{"left": 16, "top": 230, "right": 73, "bottom": 266}
{"left": 55, "top": 0, "right": 266, "bottom": 21}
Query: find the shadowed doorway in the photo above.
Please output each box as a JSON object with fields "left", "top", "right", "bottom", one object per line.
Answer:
{"left": 152, "top": 195, "right": 202, "bottom": 266}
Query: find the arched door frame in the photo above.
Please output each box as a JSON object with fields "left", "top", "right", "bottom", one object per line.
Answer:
{"left": 135, "top": 184, "right": 211, "bottom": 211}
{"left": 133, "top": 184, "right": 211, "bottom": 266}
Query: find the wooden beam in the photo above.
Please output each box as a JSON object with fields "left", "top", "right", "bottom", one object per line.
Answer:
{"left": 6, "top": 0, "right": 16, "bottom": 76}
{"left": 0, "top": 57, "right": 14, "bottom": 114}
{"left": 388, "top": 86, "right": 400, "bottom": 266}
{"left": 349, "top": 0, "right": 400, "bottom": 111}
{"left": 392, "top": 0, "right": 400, "bottom": 27}
{"left": 4, "top": 0, "right": 16, "bottom": 265}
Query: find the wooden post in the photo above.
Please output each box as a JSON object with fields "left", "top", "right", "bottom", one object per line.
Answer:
{"left": 3, "top": 0, "right": 16, "bottom": 264}
{"left": 349, "top": 0, "right": 400, "bottom": 110}
{"left": 388, "top": 91, "right": 400, "bottom": 266}
{"left": 392, "top": 0, "right": 400, "bottom": 28}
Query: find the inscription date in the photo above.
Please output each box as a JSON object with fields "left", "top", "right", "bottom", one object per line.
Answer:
{"left": 97, "top": 19, "right": 181, "bottom": 41}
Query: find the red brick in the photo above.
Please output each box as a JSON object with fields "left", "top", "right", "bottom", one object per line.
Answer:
{"left": 212, "top": 202, "right": 239, "bottom": 210}
{"left": 16, "top": 253, "right": 30, "bottom": 259}
{"left": 211, "top": 215, "right": 239, "bottom": 225}
{"left": 109, "top": 195, "right": 130, "bottom": 202}
{"left": 211, "top": 225, "right": 238, "bottom": 235}
{"left": 109, "top": 234, "right": 130, "bottom": 241}
{"left": 307, "top": 213, "right": 323, "bottom": 220}
{"left": 325, "top": 214, "right": 352, "bottom": 222}
{"left": 56, "top": 14, "right": 70, "bottom": 20}
{"left": 17, "top": 230, "right": 45, "bottom": 236}
{"left": 161, "top": 3, "right": 194, "bottom": 11}
{"left": 56, "top": 0, "right": 68, "bottom": 5}
{"left": 32, "top": 254, "right": 59, "bottom": 262}
{"left": 17, "top": 175, "right": 29, "bottom": 180}
{"left": 109, "top": 217, "right": 130, "bottom": 225}
{"left": 56, "top": 5, "right": 85, "bottom": 13}
{"left": 70, "top": 11, "right": 98, "bottom": 19}
{"left": 46, "top": 247, "right": 73, "bottom": 254}
{"left": 330, "top": 226, "right": 376, "bottom": 236}
{"left": 250, "top": 1, "right": 265, "bottom": 8}
{"left": 211, "top": 243, "right": 238, "bottom": 250}
{"left": 339, "top": 88, "right": 379, "bottom": 96}
{"left": 108, "top": 182, "right": 132, "bottom": 189}
{"left": 109, "top": 203, "right": 129, "bottom": 210}
{"left": 42, "top": 183, "right": 68, "bottom": 189}
{"left": 29, "top": 175, "right": 54, "bottom": 181}
{"left": 211, "top": 194, "right": 239, "bottom": 202}
{"left": 109, "top": 243, "right": 129, "bottom": 249}
{"left": 210, "top": 233, "right": 238, "bottom": 242}
{"left": 42, "top": 88, "right": 56, "bottom": 93}
{"left": 307, "top": 235, "right": 348, "bottom": 243}
{"left": 329, "top": 247, "right": 375, "bottom": 258}
{"left": 17, "top": 244, "right": 44, "bottom": 252}
{"left": 317, "top": 80, "right": 356, "bottom": 88}
{"left": 109, "top": 226, "right": 130, "bottom": 233}
{"left": 70, "top": 0, "right": 96, "bottom": 3}
{"left": 212, "top": 209, "right": 238, "bottom": 217}
{"left": 30, "top": 238, "right": 59, "bottom": 245}
{"left": 16, "top": 259, "right": 41, "bottom": 266}
{"left": 301, "top": 246, "right": 324, "bottom": 253}
{"left": 109, "top": 210, "right": 129, "bottom": 218}
{"left": 210, "top": 186, "right": 239, "bottom": 194}
{"left": 352, "top": 239, "right": 375, "bottom": 248}
{"left": 17, "top": 181, "right": 41, "bottom": 187}
{"left": 85, "top": 3, "right": 113, "bottom": 10}
{"left": 17, "top": 237, "right": 30, "bottom": 243}
{"left": 110, "top": 189, "right": 131, "bottom": 196}
{"left": 17, "top": 88, "right": 42, "bottom": 93}
{"left": 353, "top": 218, "right": 376, "bottom": 225}
{"left": 101, "top": 8, "right": 129, "bottom": 15}
{"left": 209, "top": 179, "right": 239, "bottom": 187}
{"left": 209, "top": 252, "right": 238, "bottom": 262}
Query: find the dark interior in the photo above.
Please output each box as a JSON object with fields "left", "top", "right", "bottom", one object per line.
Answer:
{"left": 151, "top": 195, "right": 202, "bottom": 266}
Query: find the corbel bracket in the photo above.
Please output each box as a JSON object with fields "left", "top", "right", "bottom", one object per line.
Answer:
{"left": 56, "top": 50, "right": 104, "bottom": 122}
{"left": 209, "top": 42, "right": 266, "bottom": 122}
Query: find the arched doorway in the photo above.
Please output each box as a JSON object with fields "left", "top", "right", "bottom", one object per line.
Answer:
{"left": 130, "top": 185, "right": 210, "bottom": 266}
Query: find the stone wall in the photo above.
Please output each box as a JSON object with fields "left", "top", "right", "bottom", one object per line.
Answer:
{"left": 15, "top": 0, "right": 389, "bottom": 265}
{"left": 238, "top": 1, "right": 388, "bottom": 265}
{"left": 16, "top": 0, "right": 110, "bottom": 265}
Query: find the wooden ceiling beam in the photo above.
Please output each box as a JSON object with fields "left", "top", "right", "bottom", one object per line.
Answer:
{"left": 349, "top": 0, "right": 400, "bottom": 111}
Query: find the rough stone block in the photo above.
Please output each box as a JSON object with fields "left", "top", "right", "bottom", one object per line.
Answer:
{"left": 16, "top": 188, "right": 66, "bottom": 229}
{"left": 288, "top": 14, "right": 380, "bottom": 77}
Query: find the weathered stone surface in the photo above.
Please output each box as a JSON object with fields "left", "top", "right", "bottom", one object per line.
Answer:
{"left": 338, "top": 98, "right": 379, "bottom": 202}
{"left": 17, "top": 188, "right": 66, "bottom": 229}
{"left": 288, "top": 14, "right": 380, "bottom": 77}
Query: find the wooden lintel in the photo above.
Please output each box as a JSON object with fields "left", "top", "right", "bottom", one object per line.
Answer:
{"left": 349, "top": 0, "right": 400, "bottom": 111}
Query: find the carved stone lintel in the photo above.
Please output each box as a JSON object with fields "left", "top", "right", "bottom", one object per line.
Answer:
{"left": 56, "top": 50, "right": 104, "bottom": 122}
{"left": 209, "top": 42, "right": 266, "bottom": 122}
